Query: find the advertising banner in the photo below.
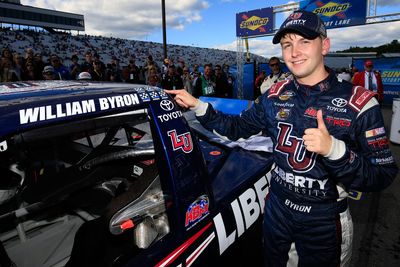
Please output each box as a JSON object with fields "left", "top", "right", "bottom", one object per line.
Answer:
{"left": 236, "top": 7, "right": 273, "bottom": 37}
{"left": 353, "top": 58, "right": 400, "bottom": 104}
{"left": 300, "top": 0, "right": 367, "bottom": 29}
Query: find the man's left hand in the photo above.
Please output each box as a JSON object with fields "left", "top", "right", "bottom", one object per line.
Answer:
{"left": 302, "top": 110, "right": 332, "bottom": 156}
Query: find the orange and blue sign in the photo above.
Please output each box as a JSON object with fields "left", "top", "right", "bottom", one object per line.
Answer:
{"left": 300, "top": 0, "right": 367, "bottom": 29}
{"left": 236, "top": 7, "right": 273, "bottom": 37}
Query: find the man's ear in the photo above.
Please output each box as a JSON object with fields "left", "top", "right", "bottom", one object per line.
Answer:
{"left": 322, "top": 38, "right": 330, "bottom": 56}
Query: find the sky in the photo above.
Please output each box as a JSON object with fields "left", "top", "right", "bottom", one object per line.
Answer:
{"left": 21, "top": 0, "right": 400, "bottom": 58}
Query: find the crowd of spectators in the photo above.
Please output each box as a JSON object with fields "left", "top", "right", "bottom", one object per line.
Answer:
{"left": 0, "top": 28, "right": 266, "bottom": 98}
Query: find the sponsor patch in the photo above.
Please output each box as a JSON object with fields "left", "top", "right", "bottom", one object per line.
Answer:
{"left": 279, "top": 90, "right": 295, "bottom": 101}
{"left": 367, "top": 136, "right": 389, "bottom": 149}
{"left": 325, "top": 116, "right": 351, "bottom": 128}
{"left": 276, "top": 108, "right": 290, "bottom": 120}
{"left": 304, "top": 107, "right": 318, "bottom": 118}
{"left": 371, "top": 156, "right": 395, "bottom": 165}
{"left": 365, "top": 127, "right": 385, "bottom": 138}
{"left": 185, "top": 195, "right": 210, "bottom": 229}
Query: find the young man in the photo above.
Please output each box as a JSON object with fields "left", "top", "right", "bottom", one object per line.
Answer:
{"left": 166, "top": 10, "right": 398, "bottom": 267}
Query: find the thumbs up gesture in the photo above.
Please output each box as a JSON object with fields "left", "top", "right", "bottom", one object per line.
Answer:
{"left": 302, "top": 109, "right": 332, "bottom": 156}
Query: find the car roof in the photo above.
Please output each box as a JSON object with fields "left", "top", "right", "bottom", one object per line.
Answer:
{"left": 0, "top": 81, "right": 169, "bottom": 138}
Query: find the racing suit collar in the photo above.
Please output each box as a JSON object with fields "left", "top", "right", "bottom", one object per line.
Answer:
{"left": 293, "top": 67, "right": 337, "bottom": 95}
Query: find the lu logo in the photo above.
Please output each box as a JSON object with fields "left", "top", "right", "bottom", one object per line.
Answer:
{"left": 167, "top": 130, "right": 193, "bottom": 153}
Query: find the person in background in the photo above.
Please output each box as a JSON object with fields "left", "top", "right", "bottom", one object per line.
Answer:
{"left": 166, "top": 10, "right": 398, "bottom": 267}
{"left": 91, "top": 60, "right": 106, "bottom": 81}
{"left": 260, "top": 56, "right": 291, "bottom": 94}
{"left": 33, "top": 53, "right": 45, "bottom": 79}
{"left": 42, "top": 65, "right": 59, "bottom": 80}
{"left": 147, "top": 66, "right": 161, "bottom": 87}
{"left": 50, "top": 55, "right": 71, "bottom": 80}
{"left": 193, "top": 63, "right": 216, "bottom": 97}
{"left": 255, "top": 70, "right": 267, "bottom": 95}
{"left": 22, "top": 60, "right": 39, "bottom": 80}
{"left": 0, "top": 58, "right": 19, "bottom": 82}
{"left": 161, "top": 64, "right": 183, "bottom": 90}
{"left": 352, "top": 60, "right": 384, "bottom": 104}
{"left": 69, "top": 54, "right": 81, "bottom": 79}
{"left": 214, "top": 64, "right": 230, "bottom": 98}
{"left": 182, "top": 66, "right": 193, "bottom": 94}
{"left": 122, "top": 56, "right": 140, "bottom": 83}
{"left": 81, "top": 51, "right": 93, "bottom": 73}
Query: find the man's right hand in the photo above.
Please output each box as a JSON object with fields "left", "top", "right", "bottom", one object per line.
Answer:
{"left": 165, "top": 89, "right": 199, "bottom": 109}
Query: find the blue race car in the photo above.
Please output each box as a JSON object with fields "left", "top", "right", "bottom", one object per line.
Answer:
{"left": 0, "top": 81, "right": 274, "bottom": 267}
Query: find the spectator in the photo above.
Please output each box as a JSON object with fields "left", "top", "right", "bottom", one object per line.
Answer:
{"left": 25, "top": 48, "right": 34, "bottom": 63}
{"left": 13, "top": 53, "right": 24, "bottom": 81}
{"left": 22, "top": 60, "right": 39, "bottom": 80}
{"left": 147, "top": 66, "right": 161, "bottom": 87}
{"left": 122, "top": 56, "right": 140, "bottom": 83}
{"left": 352, "top": 60, "right": 384, "bottom": 104}
{"left": 33, "top": 53, "right": 45, "bottom": 79}
{"left": 260, "top": 56, "right": 291, "bottom": 94}
{"left": 91, "top": 60, "right": 106, "bottom": 81}
{"left": 223, "top": 63, "right": 235, "bottom": 97}
{"left": 106, "top": 56, "right": 122, "bottom": 82}
{"left": 337, "top": 67, "right": 351, "bottom": 82}
{"left": 0, "top": 58, "right": 19, "bottom": 82}
{"left": 162, "top": 58, "right": 170, "bottom": 74}
{"left": 50, "top": 55, "right": 71, "bottom": 80}
{"left": 214, "top": 64, "right": 230, "bottom": 98}
{"left": 193, "top": 63, "right": 216, "bottom": 97}
{"left": 161, "top": 65, "right": 183, "bottom": 90}
{"left": 177, "top": 58, "right": 185, "bottom": 76}
{"left": 81, "top": 51, "right": 93, "bottom": 73}
{"left": 255, "top": 70, "right": 266, "bottom": 95}
{"left": 69, "top": 54, "right": 82, "bottom": 79}
{"left": 182, "top": 67, "right": 193, "bottom": 94}
{"left": 1, "top": 47, "right": 13, "bottom": 63}
{"left": 42, "top": 65, "right": 59, "bottom": 80}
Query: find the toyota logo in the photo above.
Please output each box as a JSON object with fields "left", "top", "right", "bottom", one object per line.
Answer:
{"left": 160, "top": 100, "right": 174, "bottom": 111}
{"left": 331, "top": 98, "right": 347, "bottom": 108}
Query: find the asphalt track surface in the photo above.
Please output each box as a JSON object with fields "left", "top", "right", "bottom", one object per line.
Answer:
{"left": 349, "top": 105, "right": 400, "bottom": 267}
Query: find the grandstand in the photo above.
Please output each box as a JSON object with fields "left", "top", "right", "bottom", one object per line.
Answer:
{"left": 0, "top": 1, "right": 266, "bottom": 69}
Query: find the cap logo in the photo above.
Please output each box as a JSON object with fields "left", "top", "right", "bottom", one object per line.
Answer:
{"left": 289, "top": 12, "right": 303, "bottom": 20}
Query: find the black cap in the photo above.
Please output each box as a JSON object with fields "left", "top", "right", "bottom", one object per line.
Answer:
{"left": 272, "top": 10, "right": 327, "bottom": 44}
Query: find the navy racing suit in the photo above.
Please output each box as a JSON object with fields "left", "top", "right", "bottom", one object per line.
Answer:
{"left": 192, "top": 68, "right": 398, "bottom": 267}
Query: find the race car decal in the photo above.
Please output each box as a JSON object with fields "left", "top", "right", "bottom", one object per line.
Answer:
{"left": 186, "top": 232, "right": 215, "bottom": 267}
{"left": 155, "top": 222, "right": 213, "bottom": 267}
{"left": 214, "top": 172, "right": 270, "bottom": 254}
{"left": 185, "top": 195, "right": 210, "bottom": 230}
{"left": 168, "top": 130, "right": 193, "bottom": 153}
{"left": 19, "top": 94, "right": 140, "bottom": 124}
{"left": 0, "top": 140, "right": 7, "bottom": 152}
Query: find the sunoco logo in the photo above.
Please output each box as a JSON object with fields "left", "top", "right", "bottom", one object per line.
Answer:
{"left": 160, "top": 100, "right": 174, "bottom": 111}
{"left": 240, "top": 16, "right": 269, "bottom": 30}
{"left": 314, "top": 2, "right": 351, "bottom": 17}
